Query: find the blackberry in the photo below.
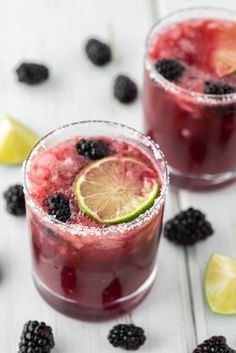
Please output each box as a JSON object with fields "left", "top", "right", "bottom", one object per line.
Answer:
{"left": 18, "top": 320, "right": 55, "bottom": 353}
{"left": 108, "top": 324, "right": 146, "bottom": 350}
{"left": 3, "top": 184, "right": 26, "bottom": 216}
{"left": 155, "top": 59, "right": 185, "bottom": 81}
{"left": 164, "top": 207, "right": 213, "bottom": 246}
{"left": 204, "top": 81, "right": 236, "bottom": 95}
{"left": 45, "top": 193, "right": 71, "bottom": 222}
{"left": 76, "top": 138, "right": 92, "bottom": 157}
{"left": 193, "top": 336, "right": 235, "bottom": 353}
{"left": 85, "top": 38, "right": 111, "bottom": 66}
{"left": 16, "top": 62, "right": 49, "bottom": 85}
{"left": 114, "top": 75, "right": 138, "bottom": 103}
{"left": 90, "top": 141, "right": 110, "bottom": 160}
{"left": 76, "top": 139, "right": 109, "bottom": 160}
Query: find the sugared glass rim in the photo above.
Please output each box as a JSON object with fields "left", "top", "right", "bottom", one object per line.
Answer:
{"left": 23, "top": 120, "right": 169, "bottom": 236}
{"left": 145, "top": 6, "right": 236, "bottom": 104}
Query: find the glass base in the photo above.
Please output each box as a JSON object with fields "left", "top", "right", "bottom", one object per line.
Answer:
{"left": 33, "top": 266, "right": 157, "bottom": 322}
{"left": 169, "top": 166, "right": 236, "bottom": 191}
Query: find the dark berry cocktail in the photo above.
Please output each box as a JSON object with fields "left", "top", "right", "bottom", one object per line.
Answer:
{"left": 144, "top": 8, "right": 236, "bottom": 190}
{"left": 23, "top": 121, "right": 168, "bottom": 321}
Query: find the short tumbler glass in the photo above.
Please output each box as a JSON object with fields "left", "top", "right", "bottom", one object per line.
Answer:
{"left": 23, "top": 121, "right": 168, "bottom": 321}
{"left": 143, "top": 7, "right": 236, "bottom": 190}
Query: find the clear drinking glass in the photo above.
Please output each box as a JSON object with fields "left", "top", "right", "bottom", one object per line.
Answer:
{"left": 23, "top": 121, "right": 168, "bottom": 321}
{"left": 143, "top": 7, "right": 236, "bottom": 190}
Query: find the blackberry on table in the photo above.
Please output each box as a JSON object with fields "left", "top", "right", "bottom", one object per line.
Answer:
{"left": 155, "top": 59, "right": 185, "bottom": 81}
{"left": 18, "top": 320, "right": 55, "bottom": 353}
{"left": 76, "top": 139, "right": 109, "bottom": 160}
{"left": 193, "top": 336, "right": 235, "bottom": 353}
{"left": 114, "top": 75, "right": 138, "bottom": 103}
{"left": 108, "top": 324, "right": 146, "bottom": 350}
{"left": 204, "top": 81, "right": 236, "bottom": 95}
{"left": 45, "top": 193, "right": 71, "bottom": 223}
{"left": 164, "top": 207, "right": 213, "bottom": 246}
{"left": 16, "top": 62, "right": 49, "bottom": 85}
{"left": 85, "top": 38, "right": 111, "bottom": 66}
{"left": 3, "top": 184, "right": 26, "bottom": 216}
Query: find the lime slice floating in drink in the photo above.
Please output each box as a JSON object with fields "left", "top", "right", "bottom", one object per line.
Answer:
{"left": 211, "top": 25, "right": 236, "bottom": 77}
{"left": 74, "top": 156, "right": 159, "bottom": 224}
{"left": 205, "top": 253, "right": 236, "bottom": 315}
{"left": 0, "top": 115, "right": 39, "bottom": 165}
{"left": 213, "top": 48, "right": 236, "bottom": 78}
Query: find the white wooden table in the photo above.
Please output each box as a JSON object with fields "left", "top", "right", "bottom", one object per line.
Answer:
{"left": 0, "top": 0, "right": 236, "bottom": 352}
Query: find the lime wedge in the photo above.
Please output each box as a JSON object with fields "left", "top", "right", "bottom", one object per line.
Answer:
{"left": 205, "top": 253, "right": 236, "bottom": 315}
{"left": 213, "top": 48, "right": 236, "bottom": 78}
{"left": 211, "top": 25, "right": 236, "bottom": 77}
{"left": 0, "top": 115, "right": 39, "bottom": 165}
{"left": 74, "top": 156, "right": 159, "bottom": 224}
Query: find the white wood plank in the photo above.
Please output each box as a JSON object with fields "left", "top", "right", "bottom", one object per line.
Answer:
{"left": 157, "top": 0, "right": 236, "bottom": 17}
{"left": 0, "top": 0, "right": 152, "bottom": 135}
{"left": 0, "top": 0, "right": 195, "bottom": 352}
{"left": 157, "top": 0, "right": 236, "bottom": 348}
{"left": 180, "top": 187, "right": 236, "bottom": 346}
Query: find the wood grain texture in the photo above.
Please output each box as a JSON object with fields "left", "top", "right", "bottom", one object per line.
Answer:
{"left": 0, "top": 0, "right": 196, "bottom": 352}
